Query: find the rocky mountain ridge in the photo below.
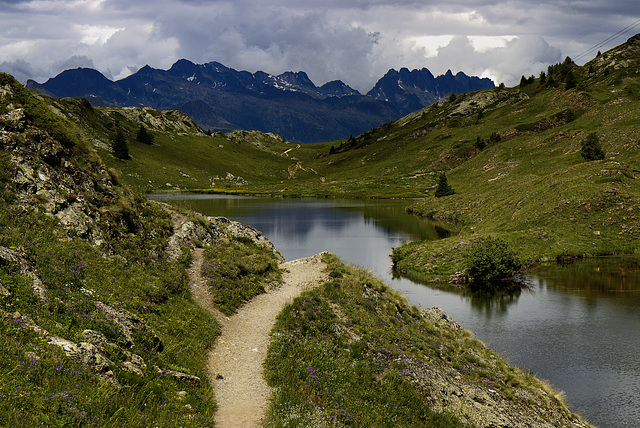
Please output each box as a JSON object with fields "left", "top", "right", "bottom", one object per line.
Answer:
{"left": 26, "top": 60, "right": 493, "bottom": 143}
{"left": 367, "top": 67, "right": 494, "bottom": 115}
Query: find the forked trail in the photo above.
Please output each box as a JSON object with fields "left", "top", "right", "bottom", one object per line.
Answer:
{"left": 187, "top": 249, "right": 329, "bottom": 427}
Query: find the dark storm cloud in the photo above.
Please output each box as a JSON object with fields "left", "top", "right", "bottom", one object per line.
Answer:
{"left": 1, "top": 0, "right": 640, "bottom": 90}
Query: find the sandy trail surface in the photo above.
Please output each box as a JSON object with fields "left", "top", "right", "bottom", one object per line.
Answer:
{"left": 187, "top": 249, "right": 329, "bottom": 427}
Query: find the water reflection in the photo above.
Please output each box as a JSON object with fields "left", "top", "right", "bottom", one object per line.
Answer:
{"left": 534, "top": 256, "right": 640, "bottom": 296}
{"left": 466, "top": 286, "right": 525, "bottom": 318}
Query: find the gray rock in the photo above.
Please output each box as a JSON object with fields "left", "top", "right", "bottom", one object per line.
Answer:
{"left": 422, "top": 306, "right": 460, "bottom": 331}
{"left": 0, "top": 245, "right": 48, "bottom": 304}
{"left": 155, "top": 366, "right": 201, "bottom": 385}
{"left": 165, "top": 213, "right": 282, "bottom": 262}
{"left": 81, "top": 329, "right": 110, "bottom": 348}
{"left": 95, "top": 301, "right": 163, "bottom": 351}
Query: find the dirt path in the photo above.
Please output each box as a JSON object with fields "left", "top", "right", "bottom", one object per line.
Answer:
{"left": 187, "top": 249, "right": 329, "bottom": 427}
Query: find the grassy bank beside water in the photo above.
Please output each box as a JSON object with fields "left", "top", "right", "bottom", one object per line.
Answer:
{"left": 264, "top": 254, "right": 590, "bottom": 427}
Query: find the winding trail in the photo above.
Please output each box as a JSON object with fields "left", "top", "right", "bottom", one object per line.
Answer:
{"left": 187, "top": 249, "right": 329, "bottom": 427}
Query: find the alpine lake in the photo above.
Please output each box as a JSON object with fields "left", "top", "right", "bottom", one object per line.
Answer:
{"left": 151, "top": 194, "right": 640, "bottom": 428}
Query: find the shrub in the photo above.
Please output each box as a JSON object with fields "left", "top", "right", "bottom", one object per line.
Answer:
{"left": 465, "top": 237, "right": 521, "bottom": 283}
{"left": 580, "top": 132, "right": 605, "bottom": 161}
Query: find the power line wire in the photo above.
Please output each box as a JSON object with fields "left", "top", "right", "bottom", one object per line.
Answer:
{"left": 573, "top": 16, "right": 640, "bottom": 62}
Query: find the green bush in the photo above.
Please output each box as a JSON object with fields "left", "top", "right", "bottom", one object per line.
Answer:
{"left": 465, "top": 237, "right": 521, "bottom": 283}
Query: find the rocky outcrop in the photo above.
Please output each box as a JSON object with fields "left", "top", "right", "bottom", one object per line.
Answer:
{"left": 447, "top": 88, "right": 529, "bottom": 119}
{"left": 0, "top": 245, "right": 48, "bottom": 303}
{"left": 165, "top": 213, "right": 282, "bottom": 262}
{"left": 1, "top": 79, "right": 204, "bottom": 393}
{"left": 103, "top": 106, "right": 206, "bottom": 135}
{"left": 1, "top": 310, "right": 120, "bottom": 387}
{"left": 1, "top": 308, "right": 199, "bottom": 389}
{"left": 95, "top": 301, "right": 163, "bottom": 351}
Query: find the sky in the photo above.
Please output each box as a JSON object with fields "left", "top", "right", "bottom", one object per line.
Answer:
{"left": 2, "top": 0, "right": 640, "bottom": 93}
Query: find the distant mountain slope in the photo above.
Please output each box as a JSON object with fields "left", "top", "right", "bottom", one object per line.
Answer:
{"left": 367, "top": 68, "right": 495, "bottom": 115}
{"left": 26, "top": 60, "right": 493, "bottom": 143}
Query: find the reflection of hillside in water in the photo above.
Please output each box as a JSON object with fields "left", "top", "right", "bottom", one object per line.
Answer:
{"left": 534, "top": 256, "right": 640, "bottom": 296}
{"left": 335, "top": 201, "right": 457, "bottom": 241}
{"left": 153, "top": 195, "right": 456, "bottom": 243}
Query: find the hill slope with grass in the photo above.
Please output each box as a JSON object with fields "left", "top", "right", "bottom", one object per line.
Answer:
{"left": 66, "top": 36, "right": 640, "bottom": 281}
{"left": 0, "top": 69, "right": 597, "bottom": 426}
{"left": 0, "top": 73, "right": 283, "bottom": 426}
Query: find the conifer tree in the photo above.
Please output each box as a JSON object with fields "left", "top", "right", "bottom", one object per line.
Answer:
{"left": 435, "top": 173, "right": 455, "bottom": 198}
{"left": 581, "top": 132, "right": 605, "bottom": 161}
{"left": 519, "top": 75, "right": 527, "bottom": 88}
{"left": 136, "top": 125, "right": 154, "bottom": 145}
{"left": 565, "top": 69, "right": 577, "bottom": 90}
{"left": 112, "top": 130, "right": 130, "bottom": 160}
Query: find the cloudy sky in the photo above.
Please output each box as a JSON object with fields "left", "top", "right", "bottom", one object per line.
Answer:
{"left": 2, "top": 0, "right": 640, "bottom": 93}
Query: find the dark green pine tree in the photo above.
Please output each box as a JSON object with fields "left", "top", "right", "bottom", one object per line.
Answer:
{"left": 136, "top": 124, "right": 154, "bottom": 145}
{"left": 565, "top": 69, "right": 577, "bottom": 90}
{"left": 112, "top": 130, "right": 131, "bottom": 160}
{"left": 434, "top": 173, "right": 455, "bottom": 198}
{"left": 580, "top": 132, "right": 605, "bottom": 161}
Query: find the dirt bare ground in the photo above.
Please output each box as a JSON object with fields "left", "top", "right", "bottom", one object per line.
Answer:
{"left": 187, "top": 249, "right": 329, "bottom": 427}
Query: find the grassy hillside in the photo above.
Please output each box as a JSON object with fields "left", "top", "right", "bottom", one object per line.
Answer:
{"left": 264, "top": 253, "right": 588, "bottom": 427}
{"left": 0, "top": 73, "right": 283, "bottom": 426}
{"left": 1, "top": 71, "right": 594, "bottom": 427}
{"left": 55, "top": 37, "right": 640, "bottom": 280}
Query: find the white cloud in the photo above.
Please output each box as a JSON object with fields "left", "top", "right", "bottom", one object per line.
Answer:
{"left": 75, "top": 24, "right": 123, "bottom": 45}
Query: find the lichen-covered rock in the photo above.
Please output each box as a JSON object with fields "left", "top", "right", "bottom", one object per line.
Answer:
{"left": 165, "top": 214, "right": 282, "bottom": 262}
{"left": 422, "top": 306, "right": 461, "bottom": 331}
{"left": 155, "top": 366, "right": 201, "bottom": 385}
{"left": 81, "top": 329, "right": 111, "bottom": 348}
{"left": 121, "top": 350, "right": 147, "bottom": 377}
{"left": 95, "top": 301, "right": 163, "bottom": 351}
{"left": 0, "top": 245, "right": 48, "bottom": 303}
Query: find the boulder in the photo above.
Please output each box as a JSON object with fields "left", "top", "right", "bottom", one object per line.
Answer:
{"left": 95, "top": 301, "right": 163, "bottom": 351}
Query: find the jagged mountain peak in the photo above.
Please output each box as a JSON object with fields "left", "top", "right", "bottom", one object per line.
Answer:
{"left": 320, "top": 80, "right": 361, "bottom": 97}
{"left": 367, "top": 67, "right": 494, "bottom": 115}
{"left": 168, "top": 59, "right": 198, "bottom": 75}
{"left": 28, "top": 58, "right": 494, "bottom": 142}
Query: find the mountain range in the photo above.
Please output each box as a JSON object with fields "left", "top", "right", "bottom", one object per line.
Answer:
{"left": 27, "top": 59, "right": 494, "bottom": 143}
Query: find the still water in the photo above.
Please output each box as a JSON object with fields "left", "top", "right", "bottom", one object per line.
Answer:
{"left": 152, "top": 194, "right": 640, "bottom": 428}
